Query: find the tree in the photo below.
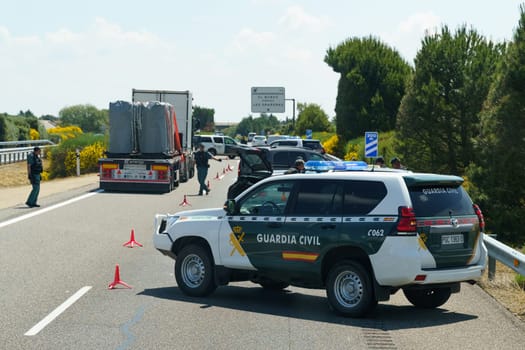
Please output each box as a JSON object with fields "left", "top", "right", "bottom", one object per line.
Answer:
{"left": 396, "top": 26, "right": 503, "bottom": 174}
{"left": 468, "top": 6, "right": 525, "bottom": 244}
{"left": 325, "top": 36, "right": 412, "bottom": 140}
{"left": 193, "top": 106, "right": 215, "bottom": 132}
{"left": 294, "top": 103, "right": 331, "bottom": 135}
{"left": 234, "top": 114, "right": 281, "bottom": 137}
{"left": 59, "top": 105, "right": 108, "bottom": 133}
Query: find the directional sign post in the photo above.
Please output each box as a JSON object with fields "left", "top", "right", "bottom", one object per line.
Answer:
{"left": 364, "top": 132, "right": 378, "bottom": 158}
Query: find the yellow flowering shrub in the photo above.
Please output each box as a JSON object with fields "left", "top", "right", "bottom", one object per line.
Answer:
{"left": 323, "top": 135, "right": 339, "bottom": 155}
{"left": 29, "top": 128, "right": 40, "bottom": 140}
{"left": 344, "top": 144, "right": 361, "bottom": 161}
{"left": 48, "top": 126, "right": 83, "bottom": 142}
{"left": 80, "top": 142, "right": 105, "bottom": 173}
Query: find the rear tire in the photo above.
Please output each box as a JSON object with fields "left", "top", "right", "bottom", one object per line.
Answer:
{"left": 228, "top": 155, "right": 236, "bottom": 159}
{"left": 209, "top": 148, "right": 217, "bottom": 156}
{"left": 403, "top": 287, "right": 451, "bottom": 308}
{"left": 326, "top": 261, "right": 374, "bottom": 317}
{"left": 175, "top": 245, "right": 217, "bottom": 297}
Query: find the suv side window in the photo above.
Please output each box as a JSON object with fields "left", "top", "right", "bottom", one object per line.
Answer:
{"left": 213, "top": 136, "right": 223, "bottom": 144}
{"left": 200, "top": 136, "right": 212, "bottom": 143}
{"left": 224, "top": 137, "right": 236, "bottom": 145}
{"left": 290, "top": 180, "right": 343, "bottom": 216}
{"left": 272, "top": 151, "right": 291, "bottom": 168}
{"left": 238, "top": 180, "right": 293, "bottom": 216}
{"left": 343, "top": 180, "right": 387, "bottom": 215}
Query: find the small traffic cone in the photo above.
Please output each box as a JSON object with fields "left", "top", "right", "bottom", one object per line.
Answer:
{"left": 223, "top": 168, "right": 226, "bottom": 174}
{"left": 214, "top": 172, "right": 220, "bottom": 180}
{"left": 108, "top": 264, "right": 132, "bottom": 289}
{"left": 207, "top": 180, "right": 210, "bottom": 189}
{"left": 123, "top": 229, "right": 143, "bottom": 248}
{"left": 179, "top": 195, "right": 191, "bottom": 206}
{"left": 227, "top": 164, "right": 234, "bottom": 171}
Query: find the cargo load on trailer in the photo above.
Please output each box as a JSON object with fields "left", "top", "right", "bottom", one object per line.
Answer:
{"left": 99, "top": 100, "right": 192, "bottom": 193}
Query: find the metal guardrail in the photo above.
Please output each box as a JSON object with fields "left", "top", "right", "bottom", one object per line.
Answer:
{"left": 484, "top": 234, "right": 525, "bottom": 279}
{"left": 0, "top": 141, "right": 55, "bottom": 165}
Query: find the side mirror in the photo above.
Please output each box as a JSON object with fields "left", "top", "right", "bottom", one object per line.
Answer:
{"left": 223, "top": 199, "right": 236, "bottom": 215}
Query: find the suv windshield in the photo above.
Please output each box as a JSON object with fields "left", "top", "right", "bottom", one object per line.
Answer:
{"left": 408, "top": 185, "right": 474, "bottom": 217}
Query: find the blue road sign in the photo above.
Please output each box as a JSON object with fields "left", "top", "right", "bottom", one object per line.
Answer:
{"left": 305, "top": 129, "right": 312, "bottom": 139}
{"left": 364, "top": 132, "right": 378, "bottom": 158}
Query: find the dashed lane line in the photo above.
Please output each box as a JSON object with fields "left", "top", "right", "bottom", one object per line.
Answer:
{"left": 24, "top": 286, "right": 92, "bottom": 336}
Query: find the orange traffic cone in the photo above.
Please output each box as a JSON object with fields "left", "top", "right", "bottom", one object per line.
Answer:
{"left": 108, "top": 264, "right": 132, "bottom": 289}
{"left": 227, "top": 164, "right": 234, "bottom": 171}
{"left": 207, "top": 180, "right": 210, "bottom": 189}
{"left": 223, "top": 168, "right": 226, "bottom": 174}
{"left": 214, "top": 172, "right": 220, "bottom": 180}
{"left": 179, "top": 195, "right": 191, "bottom": 206}
{"left": 123, "top": 229, "right": 143, "bottom": 248}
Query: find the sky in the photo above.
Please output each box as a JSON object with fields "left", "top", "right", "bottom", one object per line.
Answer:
{"left": 1, "top": 0, "right": 523, "bottom": 122}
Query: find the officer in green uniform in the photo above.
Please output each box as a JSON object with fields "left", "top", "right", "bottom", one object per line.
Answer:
{"left": 194, "top": 143, "right": 222, "bottom": 195}
{"left": 26, "top": 146, "right": 43, "bottom": 207}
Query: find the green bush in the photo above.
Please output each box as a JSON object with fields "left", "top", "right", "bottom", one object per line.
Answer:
{"left": 48, "top": 134, "right": 106, "bottom": 178}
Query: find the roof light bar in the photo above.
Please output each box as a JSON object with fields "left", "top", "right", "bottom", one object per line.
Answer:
{"left": 304, "top": 160, "right": 369, "bottom": 172}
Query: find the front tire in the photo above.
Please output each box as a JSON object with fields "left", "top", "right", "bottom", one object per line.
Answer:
{"left": 175, "top": 245, "right": 217, "bottom": 297}
{"left": 403, "top": 287, "right": 451, "bottom": 308}
{"left": 326, "top": 261, "right": 374, "bottom": 317}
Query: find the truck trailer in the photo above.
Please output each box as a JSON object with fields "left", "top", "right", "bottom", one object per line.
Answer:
{"left": 132, "top": 89, "right": 195, "bottom": 183}
{"left": 99, "top": 93, "right": 195, "bottom": 193}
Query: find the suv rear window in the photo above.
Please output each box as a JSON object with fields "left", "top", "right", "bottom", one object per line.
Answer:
{"left": 302, "top": 140, "right": 322, "bottom": 150}
{"left": 408, "top": 186, "right": 474, "bottom": 217}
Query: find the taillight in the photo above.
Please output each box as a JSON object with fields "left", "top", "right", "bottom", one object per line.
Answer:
{"left": 397, "top": 206, "right": 417, "bottom": 233}
{"left": 473, "top": 204, "right": 485, "bottom": 232}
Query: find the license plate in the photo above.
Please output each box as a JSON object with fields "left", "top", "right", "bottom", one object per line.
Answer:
{"left": 441, "top": 234, "right": 464, "bottom": 245}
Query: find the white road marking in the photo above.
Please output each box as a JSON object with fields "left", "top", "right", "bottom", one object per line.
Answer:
{"left": 0, "top": 191, "right": 100, "bottom": 229}
{"left": 24, "top": 286, "right": 92, "bottom": 336}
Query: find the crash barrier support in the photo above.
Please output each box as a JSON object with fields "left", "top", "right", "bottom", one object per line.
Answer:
{"left": 483, "top": 233, "right": 525, "bottom": 280}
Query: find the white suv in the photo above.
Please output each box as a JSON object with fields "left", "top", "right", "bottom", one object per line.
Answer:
{"left": 153, "top": 163, "right": 487, "bottom": 317}
{"left": 269, "top": 138, "right": 325, "bottom": 153}
{"left": 196, "top": 135, "right": 247, "bottom": 159}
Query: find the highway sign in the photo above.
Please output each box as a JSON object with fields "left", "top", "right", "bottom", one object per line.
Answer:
{"left": 251, "top": 87, "right": 285, "bottom": 113}
{"left": 364, "top": 131, "right": 378, "bottom": 158}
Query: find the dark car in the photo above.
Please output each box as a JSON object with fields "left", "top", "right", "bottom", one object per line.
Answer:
{"left": 227, "top": 146, "right": 337, "bottom": 198}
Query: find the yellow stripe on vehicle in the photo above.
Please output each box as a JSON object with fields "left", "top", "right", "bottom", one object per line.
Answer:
{"left": 282, "top": 251, "right": 319, "bottom": 262}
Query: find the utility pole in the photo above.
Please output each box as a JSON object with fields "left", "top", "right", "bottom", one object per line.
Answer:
{"left": 286, "top": 98, "right": 296, "bottom": 130}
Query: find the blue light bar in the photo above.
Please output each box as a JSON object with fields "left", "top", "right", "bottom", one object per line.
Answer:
{"left": 305, "top": 160, "right": 369, "bottom": 172}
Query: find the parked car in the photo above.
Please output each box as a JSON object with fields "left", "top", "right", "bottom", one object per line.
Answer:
{"left": 251, "top": 135, "right": 267, "bottom": 146}
{"left": 227, "top": 146, "right": 338, "bottom": 198}
{"left": 269, "top": 138, "right": 325, "bottom": 153}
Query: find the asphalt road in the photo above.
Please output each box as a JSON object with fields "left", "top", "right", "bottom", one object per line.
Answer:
{"left": 1, "top": 160, "right": 524, "bottom": 350}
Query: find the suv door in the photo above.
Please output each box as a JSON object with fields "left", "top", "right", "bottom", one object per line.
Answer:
{"left": 227, "top": 148, "right": 273, "bottom": 199}
{"left": 278, "top": 179, "right": 344, "bottom": 284}
{"left": 224, "top": 179, "right": 294, "bottom": 272}
{"left": 213, "top": 136, "right": 225, "bottom": 154}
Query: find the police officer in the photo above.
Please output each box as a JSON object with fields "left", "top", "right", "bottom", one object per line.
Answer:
{"left": 285, "top": 158, "right": 305, "bottom": 174}
{"left": 26, "top": 146, "right": 43, "bottom": 207}
{"left": 194, "top": 143, "right": 222, "bottom": 195}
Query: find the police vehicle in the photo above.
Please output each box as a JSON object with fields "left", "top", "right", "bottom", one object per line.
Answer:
{"left": 153, "top": 161, "right": 487, "bottom": 317}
